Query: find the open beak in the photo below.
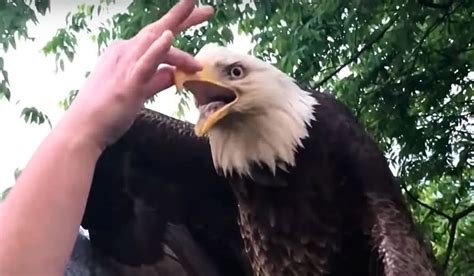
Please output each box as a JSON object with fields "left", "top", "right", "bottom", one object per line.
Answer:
{"left": 174, "top": 65, "right": 238, "bottom": 136}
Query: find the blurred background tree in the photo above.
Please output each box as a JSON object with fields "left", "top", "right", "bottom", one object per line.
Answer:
{"left": 0, "top": 0, "right": 51, "bottom": 123}
{"left": 1, "top": 0, "right": 473, "bottom": 274}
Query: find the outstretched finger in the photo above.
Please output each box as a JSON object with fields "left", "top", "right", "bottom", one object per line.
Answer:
{"left": 163, "top": 47, "right": 202, "bottom": 72}
{"left": 130, "top": 1, "right": 210, "bottom": 59}
{"left": 130, "top": 30, "right": 174, "bottom": 83}
{"left": 135, "top": 0, "right": 194, "bottom": 41}
{"left": 176, "top": 5, "right": 214, "bottom": 33}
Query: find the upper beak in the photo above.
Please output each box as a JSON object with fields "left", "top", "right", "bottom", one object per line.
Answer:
{"left": 174, "top": 64, "right": 238, "bottom": 137}
{"left": 174, "top": 64, "right": 216, "bottom": 93}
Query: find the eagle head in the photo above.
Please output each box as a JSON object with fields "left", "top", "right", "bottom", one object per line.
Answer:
{"left": 174, "top": 43, "right": 318, "bottom": 177}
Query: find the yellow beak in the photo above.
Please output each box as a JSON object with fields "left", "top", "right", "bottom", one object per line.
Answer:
{"left": 174, "top": 65, "right": 238, "bottom": 137}
{"left": 174, "top": 64, "right": 215, "bottom": 94}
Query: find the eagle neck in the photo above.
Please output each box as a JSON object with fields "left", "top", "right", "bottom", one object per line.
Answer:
{"left": 208, "top": 88, "right": 318, "bottom": 178}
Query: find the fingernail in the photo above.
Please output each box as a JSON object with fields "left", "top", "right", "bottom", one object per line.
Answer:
{"left": 187, "top": 61, "right": 202, "bottom": 72}
{"left": 190, "top": 63, "right": 202, "bottom": 71}
{"left": 203, "top": 6, "right": 214, "bottom": 13}
{"left": 162, "top": 30, "right": 173, "bottom": 39}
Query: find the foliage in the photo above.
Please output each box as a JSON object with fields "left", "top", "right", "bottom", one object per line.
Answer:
{"left": 0, "top": 0, "right": 50, "bottom": 100}
{"left": 0, "top": 0, "right": 52, "bottom": 193}
{"left": 20, "top": 106, "right": 51, "bottom": 128}
{"left": 1, "top": 0, "right": 473, "bottom": 274}
{"left": 0, "top": 0, "right": 52, "bottom": 158}
{"left": 0, "top": 186, "right": 11, "bottom": 202}
{"left": 1, "top": 168, "right": 23, "bottom": 201}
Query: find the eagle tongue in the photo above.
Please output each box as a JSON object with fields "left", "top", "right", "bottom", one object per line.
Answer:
{"left": 198, "top": 101, "right": 226, "bottom": 121}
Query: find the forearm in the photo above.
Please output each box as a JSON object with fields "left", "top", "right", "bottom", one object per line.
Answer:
{"left": 0, "top": 118, "right": 102, "bottom": 275}
{"left": 0, "top": 2, "right": 212, "bottom": 274}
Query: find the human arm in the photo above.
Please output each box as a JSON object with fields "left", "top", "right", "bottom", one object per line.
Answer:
{"left": 0, "top": 1, "right": 213, "bottom": 274}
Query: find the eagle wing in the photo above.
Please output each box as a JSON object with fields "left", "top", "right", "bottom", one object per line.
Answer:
{"left": 312, "top": 90, "right": 442, "bottom": 275}
{"left": 72, "top": 109, "right": 250, "bottom": 276}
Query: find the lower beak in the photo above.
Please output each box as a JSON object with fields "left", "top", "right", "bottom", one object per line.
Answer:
{"left": 174, "top": 67, "right": 238, "bottom": 136}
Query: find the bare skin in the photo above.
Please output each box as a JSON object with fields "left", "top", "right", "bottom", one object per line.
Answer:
{"left": 0, "top": 1, "right": 213, "bottom": 275}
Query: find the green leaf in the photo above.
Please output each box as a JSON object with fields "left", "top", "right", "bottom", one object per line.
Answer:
{"left": 86, "top": 5, "right": 94, "bottom": 17}
{"left": 14, "top": 168, "right": 22, "bottom": 180}
{"left": 65, "top": 50, "right": 74, "bottom": 62}
{"left": 2, "top": 70, "right": 9, "bottom": 84}
{"left": 0, "top": 81, "right": 11, "bottom": 101}
{"left": 34, "top": 0, "right": 50, "bottom": 15}
{"left": 221, "top": 26, "right": 234, "bottom": 42}
{"left": 9, "top": 37, "right": 16, "bottom": 50}
{"left": 4, "top": 87, "right": 10, "bottom": 101}
{"left": 21, "top": 107, "right": 51, "bottom": 128}
{"left": 59, "top": 89, "right": 78, "bottom": 110}
{"left": 1, "top": 187, "right": 12, "bottom": 201}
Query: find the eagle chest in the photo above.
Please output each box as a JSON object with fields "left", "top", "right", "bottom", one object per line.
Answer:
{"left": 231, "top": 175, "right": 343, "bottom": 276}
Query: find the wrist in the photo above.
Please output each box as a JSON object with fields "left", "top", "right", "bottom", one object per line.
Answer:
{"left": 53, "top": 110, "right": 105, "bottom": 159}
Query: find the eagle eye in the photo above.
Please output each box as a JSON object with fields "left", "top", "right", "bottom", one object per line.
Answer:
{"left": 228, "top": 64, "right": 245, "bottom": 80}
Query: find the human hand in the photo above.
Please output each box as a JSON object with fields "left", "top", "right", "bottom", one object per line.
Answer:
{"left": 60, "top": 0, "right": 213, "bottom": 151}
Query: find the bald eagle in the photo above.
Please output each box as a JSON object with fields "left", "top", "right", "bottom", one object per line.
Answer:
{"left": 68, "top": 110, "right": 252, "bottom": 276}
{"left": 174, "top": 44, "right": 442, "bottom": 276}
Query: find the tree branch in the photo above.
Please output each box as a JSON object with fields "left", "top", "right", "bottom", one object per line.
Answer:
{"left": 453, "top": 204, "right": 474, "bottom": 220}
{"left": 443, "top": 219, "right": 458, "bottom": 270}
{"left": 315, "top": 14, "right": 399, "bottom": 87}
{"left": 399, "top": 179, "right": 452, "bottom": 220}
{"left": 402, "top": 5, "right": 455, "bottom": 76}
{"left": 418, "top": 0, "right": 454, "bottom": 10}
{"left": 442, "top": 204, "right": 474, "bottom": 270}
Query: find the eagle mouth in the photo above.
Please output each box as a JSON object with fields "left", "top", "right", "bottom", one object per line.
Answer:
{"left": 184, "top": 80, "right": 237, "bottom": 113}
{"left": 182, "top": 80, "right": 238, "bottom": 136}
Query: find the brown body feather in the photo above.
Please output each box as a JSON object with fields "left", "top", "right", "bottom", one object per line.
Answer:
{"left": 78, "top": 100, "right": 441, "bottom": 275}
{"left": 226, "top": 89, "right": 442, "bottom": 276}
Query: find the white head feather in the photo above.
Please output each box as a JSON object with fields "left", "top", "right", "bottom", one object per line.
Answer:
{"left": 193, "top": 44, "right": 318, "bottom": 177}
